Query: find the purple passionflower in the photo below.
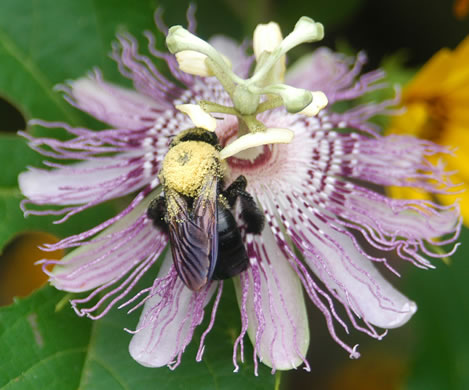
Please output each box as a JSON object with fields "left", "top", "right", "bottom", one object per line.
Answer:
{"left": 19, "top": 10, "right": 460, "bottom": 374}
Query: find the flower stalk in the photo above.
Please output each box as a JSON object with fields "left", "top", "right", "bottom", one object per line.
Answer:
{"left": 166, "top": 17, "right": 326, "bottom": 141}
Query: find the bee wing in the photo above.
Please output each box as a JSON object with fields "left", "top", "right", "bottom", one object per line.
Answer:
{"left": 168, "top": 176, "right": 218, "bottom": 291}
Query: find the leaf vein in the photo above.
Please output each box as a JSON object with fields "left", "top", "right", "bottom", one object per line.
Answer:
{"left": 76, "top": 319, "right": 98, "bottom": 390}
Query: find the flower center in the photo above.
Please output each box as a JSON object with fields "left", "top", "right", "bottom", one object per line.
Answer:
{"left": 217, "top": 124, "right": 276, "bottom": 173}
{"left": 227, "top": 144, "right": 273, "bottom": 171}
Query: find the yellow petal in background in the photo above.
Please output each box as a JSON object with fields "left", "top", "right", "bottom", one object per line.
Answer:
{"left": 439, "top": 124, "right": 469, "bottom": 180}
{"left": 453, "top": 35, "right": 469, "bottom": 60}
{"left": 405, "top": 35, "right": 469, "bottom": 99}
{"left": 386, "top": 34, "right": 469, "bottom": 227}
{"left": 403, "top": 49, "right": 453, "bottom": 98}
{"left": 387, "top": 185, "right": 433, "bottom": 202}
{"left": 436, "top": 173, "right": 469, "bottom": 224}
{"left": 389, "top": 103, "right": 431, "bottom": 138}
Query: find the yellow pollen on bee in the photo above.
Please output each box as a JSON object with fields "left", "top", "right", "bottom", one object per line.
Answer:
{"left": 161, "top": 141, "right": 220, "bottom": 197}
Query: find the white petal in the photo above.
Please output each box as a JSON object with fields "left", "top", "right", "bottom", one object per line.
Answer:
{"left": 71, "top": 78, "right": 159, "bottom": 130}
{"left": 129, "top": 254, "right": 216, "bottom": 367}
{"left": 176, "top": 104, "right": 217, "bottom": 131}
{"left": 220, "top": 128, "right": 294, "bottom": 160}
{"left": 234, "top": 227, "right": 309, "bottom": 370}
{"left": 51, "top": 189, "right": 161, "bottom": 292}
{"left": 301, "top": 216, "right": 416, "bottom": 329}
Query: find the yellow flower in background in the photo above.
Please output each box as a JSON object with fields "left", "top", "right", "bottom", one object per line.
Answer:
{"left": 387, "top": 36, "right": 469, "bottom": 224}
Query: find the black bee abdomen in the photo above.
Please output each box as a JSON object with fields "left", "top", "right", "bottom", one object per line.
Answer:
{"left": 212, "top": 204, "right": 250, "bottom": 280}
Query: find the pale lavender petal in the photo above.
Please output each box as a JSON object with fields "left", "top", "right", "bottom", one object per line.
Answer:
{"left": 19, "top": 153, "right": 144, "bottom": 206}
{"left": 262, "top": 189, "right": 417, "bottom": 328}
{"left": 298, "top": 213, "right": 417, "bottom": 329}
{"left": 68, "top": 76, "right": 161, "bottom": 130}
{"left": 129, "top": 253, "right": 217, "bottom": 368}
{"left": 343, "top": 190, "right": 460, "bottom": 245}
{"left": 234, "top": 227, "right": 309, "bottom": 372}
{"left": 286, "top": 48, "right": 385, "bottom": 104}
{"left": 286, "top": 48, "right": 352, "bottom": 91}
{"left": 353, "top": 135, "right": 458, "bottom": 193}
{"left": 49, "top": 191, "right": 164, "bottom": 292}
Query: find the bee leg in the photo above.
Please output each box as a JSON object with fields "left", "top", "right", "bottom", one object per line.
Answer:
{"left": 222, "top": 175, "right": 265, "bottom": 234}
{"left": 221, "top": 175, "right": 247, "bottom": 207}
{"left": 238, "top": 191, "right": 265, "bottom": 234}
{"left": 147, "top": 196, "right": 169, "bottom": 233}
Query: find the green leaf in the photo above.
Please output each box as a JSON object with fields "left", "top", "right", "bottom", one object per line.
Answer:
{"left": 0, "top": 287, "right": 92, "bottom": 389}
{"left": 0, "top": 0, "right": 244, "bottom": 126}
{"left": 0, "top": 135, "right": 43, "bottom": 188}
{"left": 0, "top": 0, "right": 159, "bottom": 124}
{"left": 0, "top": 283, "right": 275, "bottom": 390}
{"left": 0, "top": 189, "right": 117, "bottom": 254}
{"left": 405, "top": 227, "right": 469, "bottom": 390}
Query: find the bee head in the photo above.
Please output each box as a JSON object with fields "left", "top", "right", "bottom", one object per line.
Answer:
{"left": 169, "top": 127, "right": 220, "bottom": 150}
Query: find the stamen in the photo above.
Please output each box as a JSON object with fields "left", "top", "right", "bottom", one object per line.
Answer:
{"left": 176, "top": 104, "right": 217, "bottom": 131}
{"left": 220, "top": 127, "right": 294, "bottom": 159}
{"left": 299, "top": 91, "right": 328, "bottom": 116}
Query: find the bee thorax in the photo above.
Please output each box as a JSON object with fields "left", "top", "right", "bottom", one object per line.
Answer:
{"left": 160, "top": 140, "right": 221, "bottom": 197}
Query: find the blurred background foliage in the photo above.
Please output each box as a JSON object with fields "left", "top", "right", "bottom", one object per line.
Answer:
{"left": 0, "top": 0, "right": 468, "bottom": 389}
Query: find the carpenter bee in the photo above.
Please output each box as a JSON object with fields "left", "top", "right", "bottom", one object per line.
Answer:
{"left": 147, "top": 128, "right": 265, "bottom": 291}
